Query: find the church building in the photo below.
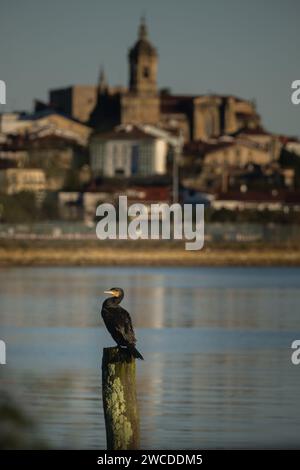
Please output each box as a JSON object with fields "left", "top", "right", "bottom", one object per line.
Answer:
{"left": 49, "top": 18, "right": 260, "bottom": 142}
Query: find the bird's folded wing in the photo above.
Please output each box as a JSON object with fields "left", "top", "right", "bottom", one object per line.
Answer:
{"left": 115, "top": 310, "right": 137, "bottom": 344}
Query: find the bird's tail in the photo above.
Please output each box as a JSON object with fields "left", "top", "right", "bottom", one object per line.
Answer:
{"left": 128, "top": 345, "right": 144, "bottom": 360}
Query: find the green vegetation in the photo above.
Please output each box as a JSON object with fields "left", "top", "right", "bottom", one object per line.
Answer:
{"left": 63, "top": 169, "right": 81, "bottom": 191}
{"left": 0, "top": 192, "right": 58, "bottom": 223}
{"left": 0, "top": 192, "right": 38, "bottom": 223}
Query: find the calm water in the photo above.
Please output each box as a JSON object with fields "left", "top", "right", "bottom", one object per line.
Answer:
{"left": 1, "top": 266, "right": 300, "bottom": 449}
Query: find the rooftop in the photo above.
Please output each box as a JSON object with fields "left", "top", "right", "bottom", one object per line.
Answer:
{"left": 93, "top": 125, "right": 158, "bottom": 141}
{"left": 129, "top": 17, "right": 157, "bottom": 59}
{"left": 216, "top": 190, "right": 300, "bottom": 203}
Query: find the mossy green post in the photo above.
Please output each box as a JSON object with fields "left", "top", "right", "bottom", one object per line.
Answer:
{"left": 102, "top": 347, "right": 140, "bottom": 450}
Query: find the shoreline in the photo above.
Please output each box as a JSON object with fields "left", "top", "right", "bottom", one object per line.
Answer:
{"left": 1, "top": 243, "right": 300, "bottom": 267}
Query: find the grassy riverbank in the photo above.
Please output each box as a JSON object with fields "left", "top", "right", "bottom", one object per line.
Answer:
{"left": 0, "top": 239, "right": 299, "bottom": 267}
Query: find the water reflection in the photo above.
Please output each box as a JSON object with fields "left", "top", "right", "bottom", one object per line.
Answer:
{"left": 1, "top": 266, "right": 300, "bottom": 331}
{"left": 1, "top": 267, "right": 300, "bottom": 448}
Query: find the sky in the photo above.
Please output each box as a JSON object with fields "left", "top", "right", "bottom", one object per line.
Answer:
{"left": 0, "top": 0, "right": 299, "bottom": 136}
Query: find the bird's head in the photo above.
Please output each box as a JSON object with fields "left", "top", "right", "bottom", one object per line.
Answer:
{"left": 104, "top": 287, "right": 124, "bottom": 299}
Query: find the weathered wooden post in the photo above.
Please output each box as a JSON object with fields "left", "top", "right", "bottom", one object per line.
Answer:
{"left": 102, "top": 347, "right": 140, "bottom": 450}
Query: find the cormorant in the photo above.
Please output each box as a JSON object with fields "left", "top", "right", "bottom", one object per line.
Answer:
{"left": 101, "top": 287, "right": 144, "bottom": 360}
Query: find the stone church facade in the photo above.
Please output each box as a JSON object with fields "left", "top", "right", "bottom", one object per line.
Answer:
{"left": 49, "top": 18, "right": 260, "bottom": 142}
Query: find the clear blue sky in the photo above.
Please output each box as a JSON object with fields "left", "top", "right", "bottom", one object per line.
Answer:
{"left": 0, "top": 0, "right": 299, "bottom": 136}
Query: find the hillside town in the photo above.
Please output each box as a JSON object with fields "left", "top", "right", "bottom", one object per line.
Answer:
{"left": 1, "top": 18, "right": 300, "bottom": 226}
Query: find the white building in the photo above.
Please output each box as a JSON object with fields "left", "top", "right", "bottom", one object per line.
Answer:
{"left": 90, "top": 125, "right": 171, "bottom": 177}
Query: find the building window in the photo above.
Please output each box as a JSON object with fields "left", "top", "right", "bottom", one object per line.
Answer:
{"left": 139, "top": 142, "right": 153, "bottom": 175}
{"left": 131, "top": 145, "right": 139, "bottom": 175}
{"left": 205, "top": 113, "right": 214, "bottom": 138}
{"left": 143, "top": 66, "right": 150, "bottom": 78}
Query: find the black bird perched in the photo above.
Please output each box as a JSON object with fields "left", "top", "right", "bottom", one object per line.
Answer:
{"left": 101, "top": 287, "right": 144, "bottom": 360}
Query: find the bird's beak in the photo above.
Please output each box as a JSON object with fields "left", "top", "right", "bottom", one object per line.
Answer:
{"left": 104, "top": 290, "right": 114, "bottom": 295}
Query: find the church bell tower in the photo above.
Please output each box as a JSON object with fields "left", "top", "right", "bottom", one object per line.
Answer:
{"left": 128, "top": 17, "right": 158, "bottom": 95}
{"left": 121, "top": 18, "right": 160, "bottom": 125}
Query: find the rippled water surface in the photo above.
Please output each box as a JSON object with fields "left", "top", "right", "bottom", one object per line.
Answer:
{"left": 1, "top": 266, "right": 300, "bottom": 448}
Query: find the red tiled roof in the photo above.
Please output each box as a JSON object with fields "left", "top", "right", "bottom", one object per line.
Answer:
{"left": 236, "top": 112, "right": 259, "bottom": 119}
{"left": 278, "top": 135, "right": 300, "bottom": 144}
{"left": 216, "top": 190, "right": 300, "bottom": 203}
{"left": 184, "top": 140, "right": 234, "bottom": 156}
{"left": 160, "top": 95, "right": 196, "bottom": 114}
{"left": 125, "top": 185, "right": 171, "bottom": 201}
{"left": 238, "top": 127, "right": 271, "bottom": 136}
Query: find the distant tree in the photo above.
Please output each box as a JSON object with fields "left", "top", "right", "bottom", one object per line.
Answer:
{"left": 0, "top": 192, "right": 38, "bottom": 223}
{"left": 41, "top": 193, "right": 59, "bottom": 220}
{"left": 279, "top": 148, "right": 300, "bottom": 188}
{"left": 160, "top": 87, "right": 172, "bottom": 96}
{"left": 63, "top": 169, "right": 81, "bottom": 191}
